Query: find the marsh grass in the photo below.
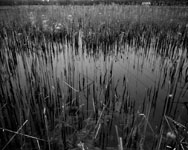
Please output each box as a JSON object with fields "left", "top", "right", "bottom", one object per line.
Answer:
{"left": 0, "top": 4, "right": 188, "bottom": 150}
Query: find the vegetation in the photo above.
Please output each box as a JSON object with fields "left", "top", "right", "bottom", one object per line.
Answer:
{"left": 0, "top": 5, "right": 188, "bottom": 150}
{"left": 0, "top": 0, "right": 188, "bottom": 6}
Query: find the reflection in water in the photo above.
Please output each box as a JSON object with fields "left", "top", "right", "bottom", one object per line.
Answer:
{"left": 15, "top": 41, "right": 188, "bottom": 124}
{"left": 0, "top": 38, "right": 188, "bottom": 148}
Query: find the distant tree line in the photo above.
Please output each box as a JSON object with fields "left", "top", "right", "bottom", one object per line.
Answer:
{"left": 0, "top": 0, "right": 187, "bottom": 6}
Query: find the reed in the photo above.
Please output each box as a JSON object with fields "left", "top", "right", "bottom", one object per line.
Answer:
{"left": 0, "top": 4, "right": 188, "bottom": 150}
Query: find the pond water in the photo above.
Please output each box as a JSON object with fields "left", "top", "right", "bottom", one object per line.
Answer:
{"left": 10, "top": 39, "right": 187, "bottom": 147}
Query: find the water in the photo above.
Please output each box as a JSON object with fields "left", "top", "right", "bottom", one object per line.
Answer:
{"left": 1, "top": 30, "right": 188, "bottom": 148}
{"left": 10, "top": 39, "right": 187, "bottom": 147}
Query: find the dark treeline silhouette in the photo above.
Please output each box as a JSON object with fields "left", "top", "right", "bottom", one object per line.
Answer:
{"left": 0, "top": 0, "right": 187, "bottom": 6}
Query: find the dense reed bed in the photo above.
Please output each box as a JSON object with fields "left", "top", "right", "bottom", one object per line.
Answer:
{"left": 1, "top": 5, "right": 188, "bottom": 50}
{"left": 0, "top": 4, "right": 188, "bottom": 150}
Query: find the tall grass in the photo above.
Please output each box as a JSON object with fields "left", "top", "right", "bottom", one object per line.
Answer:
{"left": 0, "top": 4, "right": 188, "bottom": 150}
